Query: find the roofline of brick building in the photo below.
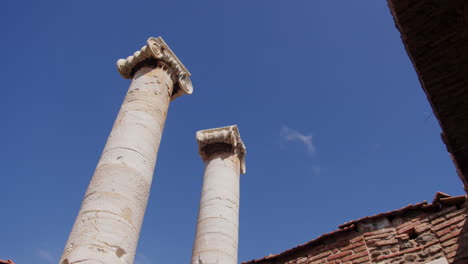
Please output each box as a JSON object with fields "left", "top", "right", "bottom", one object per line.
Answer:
{"left": 387, "top": 0, "right": 468, "bottom": 190}
{"left": 242, "top": 193, "right": 466, "bottom": 264}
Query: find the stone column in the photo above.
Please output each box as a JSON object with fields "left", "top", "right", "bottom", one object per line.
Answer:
{"left": 191, "top": 125, "right": 246, "bottom": 264}
{"left": 60, "top": 37, "right": 193, "bottom": 264}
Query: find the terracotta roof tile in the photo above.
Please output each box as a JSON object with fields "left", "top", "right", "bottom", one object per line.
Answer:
{"left": 338, "top": 201, "right": 430, "bottom": 229}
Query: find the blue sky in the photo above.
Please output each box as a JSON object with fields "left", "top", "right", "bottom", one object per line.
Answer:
{"left": 1, "top": 1, "right": 464, "bottom": 263}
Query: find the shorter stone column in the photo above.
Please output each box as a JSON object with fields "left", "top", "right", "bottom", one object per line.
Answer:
{"left": 191, "top": 125, "right": 246, "bottom": 264}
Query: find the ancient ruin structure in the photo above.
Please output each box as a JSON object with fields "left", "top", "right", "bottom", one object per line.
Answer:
{"left": 241, "top": 1, "right": 467, "bottom": 263}
{"left": 54, "top": 1, "right": 465, "bottom": 263}
{"left": 243, "top": 193, "right": 466, "bottom": 264}
{"left": 60, "top": 37, "right": 193, "bottom": 264}
{"left": 388, "top": 0, "right": 467, "bottom": 193}
{"left": 191, "top": 125, "right": 246, "bottom": 264}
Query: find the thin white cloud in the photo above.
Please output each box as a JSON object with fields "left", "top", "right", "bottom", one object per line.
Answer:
{"left": 281, "top": 125, "right": 316, "bottom": 154}
{"left": 312, "top": 165, "right": 321, "bottom": 176}
{"left": 38, "top": 249, "right": 55, "bottom": 264}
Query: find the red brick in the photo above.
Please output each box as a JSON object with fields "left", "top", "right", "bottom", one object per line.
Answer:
{"left": 364, "top": 228, "right": 394, "bottom": 237}
{"left": 415, "top": 223, "right": 431, "bottom": 233}
{"left": 351, "top": 255, "right": 370, "bottom": 264}
{"left": 445, "top": 209, "right": 464, "bottom": 219}
{"left": 364, "top": 233, "right": 393, "bottom": 241}
{"left": 350, "top": 236, "right": 364, "bottom": 243}
{"left": 446, "top": 250, "right": 456, "bottom": 259}
{"left": 397, "top": 224, "right": 416, "bottom": 235}
{"left": 353, "top": 245, "right": 367, "bottom": 253}
{"left": 436, "top": 226, "right": 453, "bottom": 237}
{"left": 444, "top": 244, "right": 459, "bottom": 254}
{"left": 439, "top": 229, "right": 462, "bottom": 242}
{"left": 395, "top": 233, "right": 409, "bottom": 240}
{"left": 428, "top": 206, "right": 456, "bottom": 220}
{"left": 431, "top": 217, "right": 446, "bottom": 225}
{"left": 327, "top": 250, "right": 353, "bottom": 261}
{"left": 308, "top": 250, "right": 331, "bottom": 262}
{"left": 342, "top": 251, "right": 369, "bottom": 262}
{"left": 341, "top": 241, "right": 365, "bottom": 251}
{"left": 441, "top": 237, "right": 457, "bottom": 248}
{"left": 374, "top": 239, "right": 398, "bottom": 247}
{"left": 296, "top": 257, "right": 307, "bottom": 264}
{"left": 433, "top": 214, "right": 465, "bottom": 231}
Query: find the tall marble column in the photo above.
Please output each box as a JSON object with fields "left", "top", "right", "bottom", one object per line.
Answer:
{"left": 60, "top": 37, "right": 193, "bottom": 264}
{"left": 191, "top": 125, "right": 246, "bottom": 264}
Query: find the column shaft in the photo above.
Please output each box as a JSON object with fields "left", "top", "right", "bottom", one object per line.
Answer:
{"left": 61, "top": 66, "right": 173, "bottom": 264}
{"left": 192, "top": 152, "right": 241, "bottom": 264}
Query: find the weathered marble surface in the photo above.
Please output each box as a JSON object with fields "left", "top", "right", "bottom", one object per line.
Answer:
{"left": 61, "top": 37, "right": 192, "bottom": 264}
{"left": 117, "top": 37, "right": 192, "bottom": 100}
{"left": 192, "top": 126, "right": 246, "bottom": 264}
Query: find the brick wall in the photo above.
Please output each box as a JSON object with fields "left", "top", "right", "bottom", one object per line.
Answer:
{"left": 244, "top": 201, "right": 467, "bottom": 264}
{"left": 387, "top": 0, "right": 468, "bottom": 190}
{"left": 362, "top": 205, "right": 465, "bottom": 264}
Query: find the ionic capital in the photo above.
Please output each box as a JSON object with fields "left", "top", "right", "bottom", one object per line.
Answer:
{"left": 196, "top": 125, "right": 246, "bottom": 174}
{"left": 117, "top": 37, "right": 193, "bottom": 100}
